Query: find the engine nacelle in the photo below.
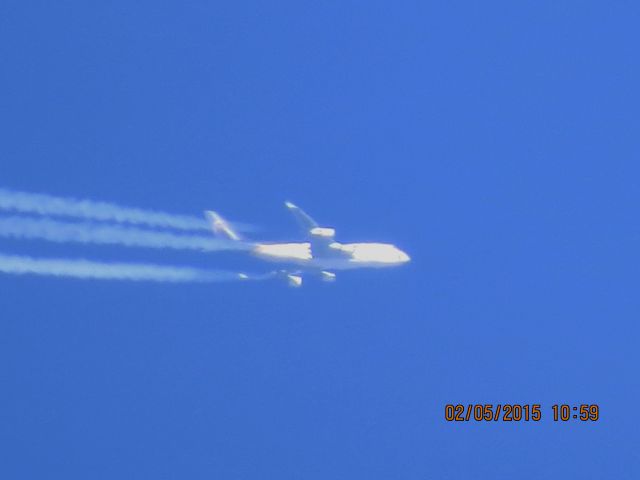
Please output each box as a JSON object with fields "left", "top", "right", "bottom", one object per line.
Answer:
{"left": 321, "top": 271, "right": 336, "bottom": 282}
{"left": 310, "top": 227, "right": 335, "bottom": 238}
{"left": 287, "top": 274, "right": 303, "bottom": 288}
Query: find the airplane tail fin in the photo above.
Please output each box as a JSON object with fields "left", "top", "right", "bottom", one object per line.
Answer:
{"left": 204, "top": 211, "right": 242, "bottom": 241}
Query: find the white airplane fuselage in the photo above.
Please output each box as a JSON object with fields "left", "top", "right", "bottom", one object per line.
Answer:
{"left": 252, "top": 241, "right": 410, "bottom": 270}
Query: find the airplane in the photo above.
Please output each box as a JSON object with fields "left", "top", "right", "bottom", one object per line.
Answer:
{"left": 204, "top": 202, "right": 410, "bottom": 287}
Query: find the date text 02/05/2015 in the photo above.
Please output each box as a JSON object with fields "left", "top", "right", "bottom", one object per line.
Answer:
{"left": 444, "top": 404, "right": 600, "bottom": 422}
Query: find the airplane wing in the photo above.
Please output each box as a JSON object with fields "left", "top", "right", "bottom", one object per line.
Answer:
{"left": 284, "top": 202, "right": 339, "bottom": 258}
{"left": 285, "top": 201, "right": 318, "bottom": 231}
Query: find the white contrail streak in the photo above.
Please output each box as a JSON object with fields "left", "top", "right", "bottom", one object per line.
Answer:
{"left": 0, "top": 216, "right": 252, "bottom": 252}
{"left": 0, "top": 253, "right": 248, "bottom": 283}
{"left": 0, "top": 187, "right": 216, "bottom": 231}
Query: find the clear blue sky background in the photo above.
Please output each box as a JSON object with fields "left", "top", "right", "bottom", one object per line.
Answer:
{"left": 1, "top": 1, "right": 638, "bottom": 478}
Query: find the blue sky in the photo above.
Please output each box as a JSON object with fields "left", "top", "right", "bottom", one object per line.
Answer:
{"left": 1, "top": 1, "right": 639, "bottom": 478}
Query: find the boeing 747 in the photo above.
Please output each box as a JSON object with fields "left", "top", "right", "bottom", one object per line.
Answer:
{"left": 205, "top": 202, "right": 410, "bottom": 287}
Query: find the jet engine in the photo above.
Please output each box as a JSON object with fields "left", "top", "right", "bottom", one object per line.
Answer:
{"left": 310, "top": 227, "right": 335, "bottom": 238}
{"left": 321, "top": 271, "right": 336, "bottom": 282}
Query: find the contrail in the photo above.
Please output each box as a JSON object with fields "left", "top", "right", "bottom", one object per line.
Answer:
{"left": 0, "top": 216, "right": 252, "bottom": 252}
{"left": 0, "top": 187, "right": 250, "bottom": 232}
{"left": 0, "top": 253, "right": 263, "bottom": 283}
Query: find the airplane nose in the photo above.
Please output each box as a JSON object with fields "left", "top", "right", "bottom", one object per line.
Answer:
{"left": 398, "top": 250, "right": 411, "bottom": 263}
